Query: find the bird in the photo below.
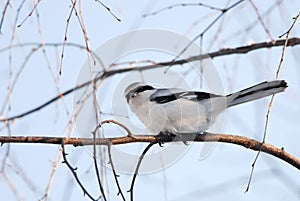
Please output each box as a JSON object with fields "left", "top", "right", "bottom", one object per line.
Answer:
{"left": 124, "top": 80, "right": 288, "bottom": 134}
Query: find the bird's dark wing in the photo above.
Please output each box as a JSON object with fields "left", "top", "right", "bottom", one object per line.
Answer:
{"left": 149, "top": 89, "right": 179, "bottom": 104}
{"left": 150, "top": 88, "right": 221, "bottom": 104}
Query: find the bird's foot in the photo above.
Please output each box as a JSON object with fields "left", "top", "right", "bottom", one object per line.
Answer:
{"left": 158, "top": 131, "right": 190, "bottom": 145}
{"left": 157, "top": 130, "right": 176, "bottom": 146}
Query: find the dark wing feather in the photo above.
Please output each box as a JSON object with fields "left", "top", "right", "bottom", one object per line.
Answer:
{"left": 150, "top": 88, "right": 221, "bottom": 104}
{"left": 149, "top": 89, "right": 179, "bottom": 103}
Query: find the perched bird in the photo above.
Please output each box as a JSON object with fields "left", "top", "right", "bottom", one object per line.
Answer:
{"left": 124, "top": 80, "right": 287, "bottom": 134}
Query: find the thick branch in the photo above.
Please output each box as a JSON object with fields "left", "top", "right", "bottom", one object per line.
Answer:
{"left": 0, "top": 133, "right": 299, "bottom": 170}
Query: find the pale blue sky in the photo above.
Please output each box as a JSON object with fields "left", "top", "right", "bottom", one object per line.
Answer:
{"left": 1, "top": 0, "right": 300, "bottom": 201}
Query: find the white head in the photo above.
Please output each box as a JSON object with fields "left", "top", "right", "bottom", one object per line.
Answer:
{"left": 124, "top": 82, "right": 154, "bottom": 103}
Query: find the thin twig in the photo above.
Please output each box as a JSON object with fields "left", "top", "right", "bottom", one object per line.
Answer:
{"left": 0, "top": 0, "right": 10, "bottom": 34}
{"left": 61, "top": 140, "right": 101, "bottom": 201}
{"left": 7, "top": 157, "right": 40, "bottom": 197}
{"left": 35, "top": 8, "right": 70, "bottom": 119}
{"left": 245, "top": 12, "right": 300, "bottom": 193}
{"left": 165, "top": 0, "right": 245, "bottom": 72}
{"left": 95, "top": 120, "right": 130, "bottom": 200}
{"left": 219, "top": 0, "right": 284, "bottom": 45}
{"left": 43, "top": 96, "right": 90, "bottom": 201}
{"left": 143, "top": 2, "right": 223, "bottom": 18}
{"left": 101, "top": 119, "right": 132, "bottom": 136}
{"left": 17, "top": 0, "right": 41, "bottom": 27}
{"left": 249, "top": 0, "right": 272, "bottom": 38}
{"left": 72, "top": 0, "right": 96, "bottom": 67}
{"left": 0, "top": 41, "right": 101, "bottom": 114}
{"left": 6, "top": 0, "right": 25, "bottom": 114}
{"left": 128, "top": 143, "right": 155, "bottom": 201}
{"left": 95, "top": 0, "right": 121, "bottom": 22}
{"left": 107, "top": 143, "right": 126, "bottom": 201}
{"left": 0, "top": 42, "right": 100, "bottom": 60}
{"left": 205, "top": 1, "right": 231, "bottom": 52}
{"left": 60, "top": 0, "right": 76, "bottom": 75}
{"left": 0, "top": 121, "right": 12, "bottom": 172}
{"left": 279, "top": 12, "right": 300, "bottom": 38}
{"left": 43, "top": 151, "right": 62, "bottom": 201}
{"left": 91, "top": 125, "right": 107, "bottom": 201}
{"left": 2, "top": 172, "right": 24, "bottom": 200}
{"left": 276, "top": 12, "right": 300, "bottom": 78}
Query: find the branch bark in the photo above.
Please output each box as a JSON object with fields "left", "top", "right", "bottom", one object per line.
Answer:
{"left": 1, "top": 132, "right": 299, "bottom": 170}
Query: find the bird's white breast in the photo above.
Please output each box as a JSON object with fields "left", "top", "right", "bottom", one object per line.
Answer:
{"left": 128, "top": 91, "right": 217, "bottom": 134}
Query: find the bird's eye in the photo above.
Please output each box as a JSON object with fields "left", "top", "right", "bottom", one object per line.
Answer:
{"left": 132, "top": 92, "right": 138, "bottom": 97}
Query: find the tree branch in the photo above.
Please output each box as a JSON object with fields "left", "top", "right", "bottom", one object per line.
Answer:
{"left": 1, "top": 132, "right": 299, "bottom": 170}
{"left": 107, "top": 143, "right": 126, "bottom": 201}
{"left": 61, "top": 140, "right": 101, "bottom": 201}
{"left": 128, "top": 143, "right": 155, "bottom": 201}
{"left": 102, "top": 37, "right": 300, "bottom": 77}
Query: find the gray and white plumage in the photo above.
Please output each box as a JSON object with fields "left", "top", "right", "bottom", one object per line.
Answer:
{"left": 124, "top": 80, "right": 288, "bottom": 134}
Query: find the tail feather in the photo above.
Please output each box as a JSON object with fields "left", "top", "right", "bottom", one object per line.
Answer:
{"left": 227, "top": 80, "right": 288, "bottom": 107}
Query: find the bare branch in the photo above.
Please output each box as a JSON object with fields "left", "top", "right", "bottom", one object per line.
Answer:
{"left": 0, "top": 133, "right": 299, "bottom": 171}
{"left": 164, "top": 0, "right": 246, "bottom": 72}
{"left": 249, "top": 0, "right": 272, "bottom": 38}
{"left": 107, "top": 143, "right": 126, "bottom": 201}
{"left": 91, "top": 125, "right": 107, "bottom": 201}
{"left": 0, "top": 0, "right": 10, "bottom": 34}
{"left": 100, "top": 119, "right": 132, "bottom": 136}
{"left": 128, "top": 143, "right": 155, "bottom": 201}
{"left": 17, "top": 0, "right": 41, "bottom": 28}
{"left": 60, "top": 0, "right": 77, "bottom": 75}
{"left": 61, "top": 140, "right": 101, "bottom": 201}
{"left": 143, "top": 2, "right": 223, "bottom": 18}
{"left": 95, "top": 0, "right": 121, "bottom": 22}
{"left": 246, "top": 12, "right": 300, "bottom": 193}
{"left": 276, "top": 12, "right": 300, "bottom": 78}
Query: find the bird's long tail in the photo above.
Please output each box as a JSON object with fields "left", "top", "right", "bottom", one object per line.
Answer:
{"left": 227, "top": 80, "right": 288, "bottom": 107}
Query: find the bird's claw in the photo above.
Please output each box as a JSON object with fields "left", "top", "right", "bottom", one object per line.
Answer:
{"left": 158, "top": 142, "right": 164, "bottom": 147}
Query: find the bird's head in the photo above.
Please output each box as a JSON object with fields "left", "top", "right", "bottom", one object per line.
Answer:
{"left": 124, "top": 82, "right": 154, "bottom": 103}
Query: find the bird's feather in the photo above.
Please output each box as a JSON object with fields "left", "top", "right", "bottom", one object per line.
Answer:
{"left": 150, "top": 88, "right": 221, "bottom": 104}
